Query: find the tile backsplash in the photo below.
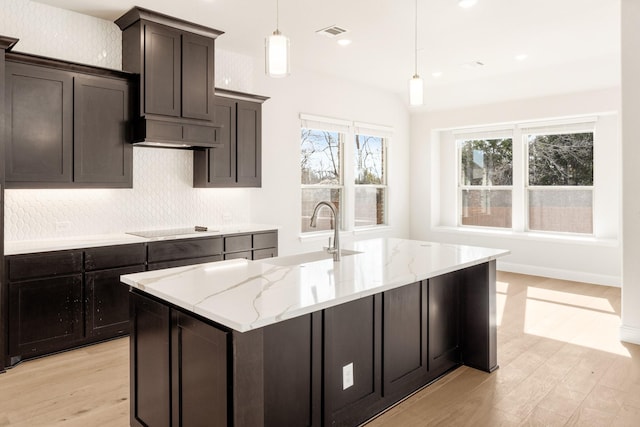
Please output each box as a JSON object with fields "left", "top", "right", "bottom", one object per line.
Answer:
{"left": 5, "top": 148, "right": 251, "bottom": 240}
{"left": 3, "top": 0, "right": 256, "bottom": 241}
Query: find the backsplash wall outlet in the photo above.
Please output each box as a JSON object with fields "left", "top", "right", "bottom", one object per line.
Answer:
{"left": 3, "top": 0, "right": 255, "bottom": 241}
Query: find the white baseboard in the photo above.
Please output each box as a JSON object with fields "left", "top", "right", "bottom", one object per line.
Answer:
{"left": 620, "top": 325, "right": 640, "bottom": 345}
{"left": 497, "top": 261, "right": 621, "bottom": 287}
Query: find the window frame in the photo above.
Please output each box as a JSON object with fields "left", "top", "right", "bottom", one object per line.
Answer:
{"left": 452, "top": 118, "right": 597, "bottom": 237}
{"left": 299, "top": 115, "right": 393, "bottom": 236}
{"left": 456, "top": 134, "right": 514, "bottom": 230}
{"left": 523, "top": 127, "right": 595, "bottom": 235}
{"left": 354, "top": 133, "right": 388, "bottom": 229}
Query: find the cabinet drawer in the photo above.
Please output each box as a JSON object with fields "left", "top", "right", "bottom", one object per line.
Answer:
{"left": 148, "top": 237, "right": 222, "bottom": 263}
{"left": 85, "top": 243, "right": 146, "bottom": 271}
{"left": 253, "top": 248, "right": 277, "bottom": 260}
{"left": 224, "top": 234, "right": 252, "bottom": 253}
{"left": 224, "top": 251, "right": 251, "bottom": 261}
{"left": 253, "top": 231, "right": 277, "bottom": 250}
{"left": 7, "top": 250, "right": 82, "bottom": 281}
{"left": 148, "top": 255, "right": 222, "bottom": 271}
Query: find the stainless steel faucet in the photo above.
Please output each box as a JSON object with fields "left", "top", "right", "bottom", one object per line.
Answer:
{"left": 309, "top": 201, "right": 341, "bottom": 261}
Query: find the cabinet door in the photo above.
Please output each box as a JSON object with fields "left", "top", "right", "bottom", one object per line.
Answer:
{"left": 181, "top": 32, "right": 214, "bottom": 121}
{"left": 236, "top": 100, "right": 261, "bottom": 187}
{"left": 74, "top": 75, "right": 132, "bottom": 187}
{"left": 8, "top": 275, "right": 83, "bottom": 358}
{"left": 172, "top": 311, "right": 228, "bottom": 426}
{"left": 382, "top": 281, "right": 428, "bottom": 399}
{"left": 428, "top": 272, "right": 461, "bottom": 375}
{"left": 144, "top": 22, "right": 181, "bottom": 117}
{"left": 5, "top": 62, "right": 73, "bottom": 185}
{"left": 193, "top": 97, "right": 236, "bottom": 187}
{"left": 130, "top": 292, "right": 171, "bottom": 427}
{"left": 85, "top": 265, "right": 144, "bottom": 339}
{"left": 323, "top": 295, "right": 382, "bottom": 427}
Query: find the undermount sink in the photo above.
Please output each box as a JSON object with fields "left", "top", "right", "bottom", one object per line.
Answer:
{"left": 262, "top": 249, "right": 362, "bottom": 267}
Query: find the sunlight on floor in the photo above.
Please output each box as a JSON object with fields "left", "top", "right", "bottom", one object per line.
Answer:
{"left": 523, "top": 285, "right": 629, "bottom": 357}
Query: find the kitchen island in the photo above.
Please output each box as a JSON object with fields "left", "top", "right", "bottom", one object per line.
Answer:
{"left": 121, "top": 238, "right": 509, "bottom": 427}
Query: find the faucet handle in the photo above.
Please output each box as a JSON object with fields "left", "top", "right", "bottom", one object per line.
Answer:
{"left": 324, "top": 236, "right": 336, "bottom": 253}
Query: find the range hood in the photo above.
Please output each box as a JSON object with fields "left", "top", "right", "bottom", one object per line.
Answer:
{"left": 115, "top": 7, "right": 224, "bottom": 149}
{"left": 129, "top": 117, "right": 223, "bottom": 149}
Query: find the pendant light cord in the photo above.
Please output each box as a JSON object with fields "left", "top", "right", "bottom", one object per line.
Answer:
{"left": 414, "top": 0, "right": 418, "bottom": 76}
{"left": 276, "top": 0, "right": 280, "bottom": 31}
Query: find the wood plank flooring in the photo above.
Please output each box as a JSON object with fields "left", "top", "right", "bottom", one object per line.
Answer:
{"left": 0, "top": 272, "right": 638, "bottom": 426}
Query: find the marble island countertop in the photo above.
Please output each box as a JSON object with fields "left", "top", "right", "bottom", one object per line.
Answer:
{"left": 4, "top": 224, "right": 279, "bottom": 255}
{"left": 121, "top": 238, "right": 510, "bottom": 332}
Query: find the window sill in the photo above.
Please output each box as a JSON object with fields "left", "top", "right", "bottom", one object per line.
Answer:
{"left": 433, "top": 225, "right": 619, "bottom": 247}
{"left": 299, "top": 225, "right": 392, "bottom": 242}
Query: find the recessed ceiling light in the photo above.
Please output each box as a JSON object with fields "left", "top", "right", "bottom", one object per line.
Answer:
{"left": 432, "top": 71, "right": 443, "bottom": 78}
{"left": 515, "top": 53, "right": 528, "bottom": 61}
{"left": 337, "top": 39, "right": 352, "bottom": 47}
{"left": 458, "top": 0, "right": 478, "bottom": 8}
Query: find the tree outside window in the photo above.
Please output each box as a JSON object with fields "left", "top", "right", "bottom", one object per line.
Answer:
{"left": 527, "top": 132, "right": 594, "bottom": 234}
{"left": 458, "top": 138, "right": 513, "bottom": 228}
{"left": 301, "top": 128, "right": 343, "bottom": 233}
{"left": 355, "top": 134, "right": 386, "bottom": 227}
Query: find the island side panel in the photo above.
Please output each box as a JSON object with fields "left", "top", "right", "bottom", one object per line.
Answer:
{"left": 232, "top": 328, "right": 264, "bottom": 426}
{"left": 130, "top": 291, "right": 171, "bottom": 427}
{"left": 460, "top": 260, "right": 498, "bottom": 372}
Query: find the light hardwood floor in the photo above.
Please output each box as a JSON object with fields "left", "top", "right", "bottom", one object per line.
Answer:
{"left": 0, "top": 272, "right": 639, "bottom": 426}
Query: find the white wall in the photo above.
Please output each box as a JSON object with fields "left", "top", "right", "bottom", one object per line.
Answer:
{"left": 1, "top": 0, "right": 412, "bottom": 247}
{"left": 410, "top": 88, "right": 622, "bottom": 286}
{"left": 621, "top": 0, "right": 640, "bottom": 344}
{"left": 249, "top": 69, "right": 411, "bottom": 256}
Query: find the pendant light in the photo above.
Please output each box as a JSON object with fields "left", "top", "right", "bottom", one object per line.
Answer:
{"left": 409, "top": 0, "right": 423, "bottom": 106}
{"left": 265, "top": 0, "right": 290, "bottom": 77}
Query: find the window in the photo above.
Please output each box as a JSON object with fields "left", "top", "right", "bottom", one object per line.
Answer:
{"left": 458, "top": 135, "right": 513, "bottom": 229}
{"left": 300, "top": 128, "right": 344, "bottom": 233}
{"left": 300, "top": 115, "right": 392, "bottom": 234}
{"left": 525, "top": 129, "right": 594, "bottom": 234}
{"left": 355, "top": 134, "right": 387, "bottom": 227}
{"left": 453, "top": 119, "right": 596, "bottom": 236}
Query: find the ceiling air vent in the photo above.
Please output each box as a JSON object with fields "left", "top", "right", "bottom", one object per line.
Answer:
{"left": 316, "top": 25, "right": 348, "bottom": 38}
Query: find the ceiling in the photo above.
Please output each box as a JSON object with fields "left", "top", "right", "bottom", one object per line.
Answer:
{"left": 33, "top": 0, "right": 621, "bottom": 110}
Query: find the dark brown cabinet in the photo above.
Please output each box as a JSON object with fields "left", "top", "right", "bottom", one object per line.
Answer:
{"left": 6, "top": 250, "right": 83, "bottom": 365}
{"left": 130, "top": 291, "right": 228, "bottom": 427}
{"left": 147, "top": 236, "right": 223, "bottom": 270}
{"left": 5, "top": 244, "right": 145, "bottom": 366}
{"left": 4, "top": 54, "right": 133, "bottom": 188}
{"left": 429, "top": 270, "right": 462, "bottom": 374}
{"left": 74, "top": 75, "right": 132, "bottom": 187}
{"left": 5, "top": 61, "right": 73, "bottom": 184}
{"left": 193, "top": 94, "right": 267, "bottom": 188}
{"left": 223, "top": 231, "right": 278, "bottom": 260}
{"left": 116, "top": 7, "right": 222, "bottom": 147}
{"left": 84, "top": 244, "right": 146, "bottom": 338}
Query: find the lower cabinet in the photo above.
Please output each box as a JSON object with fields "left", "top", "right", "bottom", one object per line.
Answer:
{"left": 5, "top": 243, "right": 145, "bottom": 366}
{"left": 130, "top": 291, "right": 228, "bottom": 427}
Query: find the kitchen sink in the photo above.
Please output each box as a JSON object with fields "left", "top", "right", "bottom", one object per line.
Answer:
{"left": 261, "top": 249, "right": 362, "bottom": 267}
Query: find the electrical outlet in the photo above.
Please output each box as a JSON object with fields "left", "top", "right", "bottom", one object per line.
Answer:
{"left": 222, "top": 212, "right": 232, "bottom": 223}
{"left": 342, "top": 362, "right": 354, "bottom": 390}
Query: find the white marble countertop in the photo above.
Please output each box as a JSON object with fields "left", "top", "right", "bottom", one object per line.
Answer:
{"left": 121, "top": 238, "right": 510, "bottom": 333}
{"left": 4, "top": 224, "right": 279, "bottom": 255}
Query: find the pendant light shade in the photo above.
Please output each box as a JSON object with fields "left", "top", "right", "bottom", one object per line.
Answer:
{"left": 266, "top": 31, "right": 290, "bottom": 77}
{"left": 409, "top": 75, "right": 424, "bottom": 106}
{"left": 265, "top": 0, "right": 290, "bottom": 77}
{"left": 409, "top": 0, "right": 423, "bottom": 106}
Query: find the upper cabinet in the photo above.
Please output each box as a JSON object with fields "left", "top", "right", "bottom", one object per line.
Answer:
{"left": 116, "top": 7, "right": 223, "bottom": 148}
{"left": 193, "top": 91, "right": 268, "bottom": 188}
{"left": 4, "top": 54, "right": 133, "bottom": 189}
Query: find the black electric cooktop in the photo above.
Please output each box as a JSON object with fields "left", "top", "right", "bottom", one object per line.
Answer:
{"left": 126, "top": 226, "right": 213, "bottom": 239}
